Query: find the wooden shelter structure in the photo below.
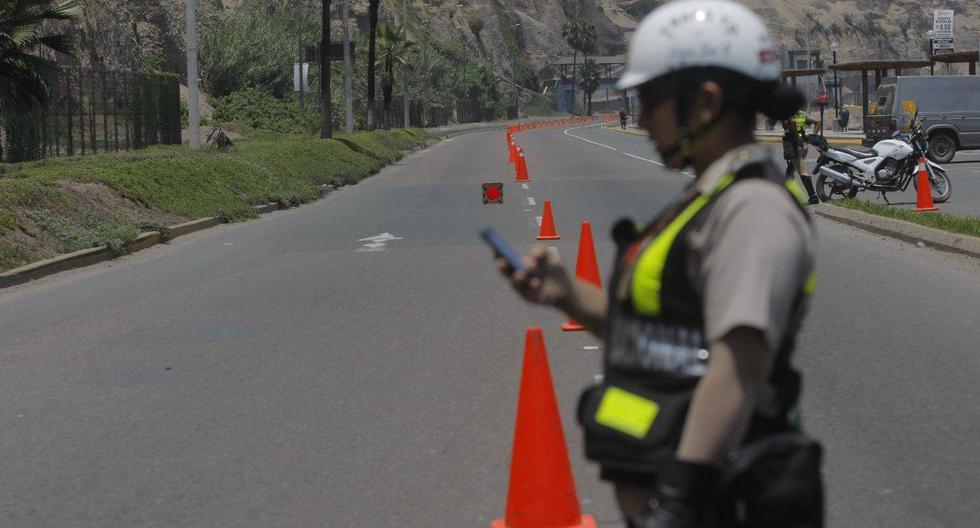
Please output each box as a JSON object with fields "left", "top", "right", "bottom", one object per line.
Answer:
{"left": 929, "top": 51, "right": 980, "bottom": 75}
{"left": 828, "top": 60, "right": 932, "bottom": 123}
{"left": 780, "top": 68, "right": 825, "bottom": 88}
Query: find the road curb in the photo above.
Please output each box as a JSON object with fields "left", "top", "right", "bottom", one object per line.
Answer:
{"left": 0, "top": 184, "right": 341, "bottom": 289}
{"left": 814, "top": 203, "right": 980, "bottom": 259}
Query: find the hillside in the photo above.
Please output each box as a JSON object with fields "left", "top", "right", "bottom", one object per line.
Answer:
{"left": 72, "top": 1, "right": 979, "bottom": 90}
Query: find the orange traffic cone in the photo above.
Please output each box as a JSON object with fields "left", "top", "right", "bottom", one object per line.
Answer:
{"left": 914, "top": 157, "right": 939, "bottom": 212}
{"left": 515, "top": 150, "right": 530, "bottom": 182}
{"left": 508, "top": 140, "right": 517, "bottom": 165}
{"left": 537, "top": 200, "right": 560, "bottom": 240}
{"left": 562, "top": 221, "right": 602, "bottom": 332}
{"left": 492, "top": 328, "right": 596, "bottom": 528}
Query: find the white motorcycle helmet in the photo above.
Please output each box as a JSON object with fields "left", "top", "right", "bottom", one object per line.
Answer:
{"left": 618, "top": 1, "right": 797, "bottom": 165}
{"left": 617, "top": 0, "right": 781, "bottom": 90}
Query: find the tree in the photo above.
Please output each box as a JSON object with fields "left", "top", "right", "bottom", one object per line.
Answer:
{"left": 0, "top": 0, "right": 81, "bottom": 114}
{"left": 561, "top": 11, "right": 587, "bottom": 114}
{"left": 367, "top": 0, "right": 380, "bottom": 129}
{"left": 376, "top": 23, "right": 415, "bottom": 128}
{"left": 580, "top": 57, "right": 600, "bottom": 116}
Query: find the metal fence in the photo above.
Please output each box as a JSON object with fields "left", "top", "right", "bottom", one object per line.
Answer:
{"left": 1, "top": 68, "right": 182, "bottom": 163}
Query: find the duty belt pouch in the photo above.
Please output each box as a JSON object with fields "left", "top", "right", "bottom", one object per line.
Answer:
{"left": 576, "top": 382, "right": 692, "bottom": 474}
{"left": 712, "top": 432, "right": 825, "bottom": 528}
{"left": 782, "top": 139, "right": 797, "bottom": 161}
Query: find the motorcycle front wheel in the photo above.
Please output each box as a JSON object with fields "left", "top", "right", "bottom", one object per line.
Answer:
{"left": 815, "top": 170, "right": 858, "bottom": 201}
{"left": 912, "top": 168, "right": 952, "bottom": 203}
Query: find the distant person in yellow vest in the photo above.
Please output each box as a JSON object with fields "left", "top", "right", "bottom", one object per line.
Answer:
{"left": 782, "top": 109, "right": 820, "bottom": 204}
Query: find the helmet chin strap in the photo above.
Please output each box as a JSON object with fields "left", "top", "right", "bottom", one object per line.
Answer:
{"left": 658, "top": 107, "right": 731, "bottom": 168}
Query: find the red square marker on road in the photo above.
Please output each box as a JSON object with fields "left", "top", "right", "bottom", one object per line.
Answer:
{"left": 483, "top": 183, "right": 504, "bottom": 204}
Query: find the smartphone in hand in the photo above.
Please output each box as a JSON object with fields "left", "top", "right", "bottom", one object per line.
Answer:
{"left": 480, "top": 228, "right": 524, "bottom": 272}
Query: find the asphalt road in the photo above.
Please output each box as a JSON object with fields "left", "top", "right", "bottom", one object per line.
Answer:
{"left": 1, "top": 124, "right": 979, "bottom": 527}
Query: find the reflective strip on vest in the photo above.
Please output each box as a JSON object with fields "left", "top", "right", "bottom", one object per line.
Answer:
{"left": 631, "top": 174, "right": 814, "bottom": 316}
{"left": 794, "top": 112, "right": 807, "bottom": 136}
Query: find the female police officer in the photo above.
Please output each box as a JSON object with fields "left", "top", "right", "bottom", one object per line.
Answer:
{"left": 495, "top": 2, "right": 823, "bottom": 527}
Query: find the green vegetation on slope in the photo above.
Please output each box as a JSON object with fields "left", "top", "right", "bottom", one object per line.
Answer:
{"left": 0, "top": 129, "right": 430, "bottom": 271}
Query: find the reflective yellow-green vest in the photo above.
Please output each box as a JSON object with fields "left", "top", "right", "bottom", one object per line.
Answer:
{"left": 589, "top": 162, "right": 814, "bottom": 456}
{"left": 793, "top": 111, "right": 809, "bottom": 137}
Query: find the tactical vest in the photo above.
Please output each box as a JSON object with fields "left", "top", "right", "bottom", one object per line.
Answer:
{"left": 793, "top": 111, "right": 808, "bottom": 137}
{"left": 577, "top": 160, "right": 816, "bottom": 476}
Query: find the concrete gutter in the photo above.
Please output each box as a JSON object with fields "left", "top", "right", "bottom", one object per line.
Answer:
{"left": 814, "top": 203, "right": 980, "bottom": 259}
{"left": 0, "top": 183, "right": 340, "bottom": 289}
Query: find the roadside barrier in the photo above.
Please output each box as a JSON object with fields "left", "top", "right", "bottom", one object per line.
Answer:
{"left": 562, "top": 221, "right": 602, "bottom": 332}
{"left": 914, "top": 156, "right": 939, "bottom": 212}
{"left": 491, "top": 327, "right": 596, "bottom": 528}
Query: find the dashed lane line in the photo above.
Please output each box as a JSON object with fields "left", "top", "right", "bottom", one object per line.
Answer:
{"left": 563, "top": 124, "right": 695, "bottom": 179}
{"left": 521, "top": 183, "right": 529, "bottom": 190}
{"left": 527, "top": 197, "right": 536, "bottom": 206}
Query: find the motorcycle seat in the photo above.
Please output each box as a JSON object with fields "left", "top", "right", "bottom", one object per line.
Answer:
{"left": 837, "top": 146, "right": 876, "bottom": 158}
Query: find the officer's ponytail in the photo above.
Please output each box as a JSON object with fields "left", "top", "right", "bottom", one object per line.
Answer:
{"left": 756, "top": 82, "right": 806, "bottom": 122}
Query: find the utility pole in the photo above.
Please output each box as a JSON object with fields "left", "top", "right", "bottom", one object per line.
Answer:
{"left": 185, "top": 0, "right": 201, "bottom": 150}
{"left": 298, "top": 39, "right": 305, "bottom": 116}
{"left": 342, "top": 0, "right": 354, "bottom": 133}
{"left": 321, "top": 0, "right": 332, "bottom": 138}
{"left": 402, "top": 0, "right": 410, "bottom": 128}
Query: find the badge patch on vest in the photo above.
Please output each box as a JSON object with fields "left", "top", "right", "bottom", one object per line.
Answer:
{"left": 595, "top": 386, "right": 660, "bottom": 439}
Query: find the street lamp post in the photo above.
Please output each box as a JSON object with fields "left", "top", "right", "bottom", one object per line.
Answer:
{"left": 928, "top": 30, "right": 935, "bottom": 76}
{"left": 185, "top": 0, "right": 201, "bottom": 150}
{"left": 402, "top": 0, "right": 410, "bottom": 128}
{"left": 831, "top": 42, "right": 839, "bottom": 124}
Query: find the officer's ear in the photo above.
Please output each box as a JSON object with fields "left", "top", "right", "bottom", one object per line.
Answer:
{"left": 690, "top": 81, "right": 723, "bottom": 127}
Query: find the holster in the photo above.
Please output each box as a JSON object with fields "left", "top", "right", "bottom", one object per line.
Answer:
{"left": 711, "top": 432, "right": 825, "bottom": 528}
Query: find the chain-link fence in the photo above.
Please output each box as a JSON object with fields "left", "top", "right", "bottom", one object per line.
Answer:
{"left": 1, "top": 68, "right": 182, "bottom": 163}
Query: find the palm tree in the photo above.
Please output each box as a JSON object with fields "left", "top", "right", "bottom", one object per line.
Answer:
{"left": 376, "top": 23, "right": 415, "bottom": 128}
{"left": 366, "top": 0, "right": 380, "bottom": 129}
{"left": 561, "top": 11, "right": 586, "bottom": 114}
{"left": 580, "top": 57, "right": 600, "bottom": 116}
{"left": 0, "top": 0, "right": 81, "bottom": 114}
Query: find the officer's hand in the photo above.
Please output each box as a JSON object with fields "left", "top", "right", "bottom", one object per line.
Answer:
{"left": 495, "top": 245, "right": 574, "bottom": 309}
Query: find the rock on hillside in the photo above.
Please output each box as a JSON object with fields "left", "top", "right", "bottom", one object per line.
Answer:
{"left": 68, "top": 1, "right": 979, "bottom": 83}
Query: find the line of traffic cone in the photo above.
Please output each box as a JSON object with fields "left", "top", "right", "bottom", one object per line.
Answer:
{"left": 537, "top": 200, "right": 560, "bottom": 240}
{"left": 492, "top": 327, "right": 596, "bottom": 528}
{"left": 914, "top": 156, "right": 939, "bottom": 212}
{"left": 562, "top": 221, "right": 602, "bottom": 332}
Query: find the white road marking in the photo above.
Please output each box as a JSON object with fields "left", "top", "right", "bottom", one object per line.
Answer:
{"left": 527, "top": 197, "right": 536, "bottom": 206}
{"left": 524, "top": 209, "right": 532, "bottom": 212}
{"left": 563, "top": 125, "right": 618, "bottom": 151}
{"left": 521, "top": 183, "right": 529, "bottom": 190}
{"left": 583, "top": 345, "right": 601, "bottom": 351}
{"left": 564, "top": 124, "right": 697, "bottom": 179}
{"left": 535, "top": 216, "right": 543, "bottom": 227}
{"left": 623, "top": 152, "right": 663, "bottom": 166}
{"left": 357, "top": 232, "right": 403, "bottom": 252}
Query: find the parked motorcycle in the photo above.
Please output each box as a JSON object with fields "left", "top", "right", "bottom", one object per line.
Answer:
{"left": 810, "top": 113, "right": 951, "bottom": 203}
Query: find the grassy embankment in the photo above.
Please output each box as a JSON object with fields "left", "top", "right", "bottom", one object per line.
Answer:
{"left": 833, "top": 199, "right": 980, "bottom": 238}
{"left": 0, "top": 129, "right": 430, "bottom": 271}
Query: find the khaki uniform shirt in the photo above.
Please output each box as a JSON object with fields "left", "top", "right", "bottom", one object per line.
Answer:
{"left": 684, "top": 144, "right": 816, "bottom": 350}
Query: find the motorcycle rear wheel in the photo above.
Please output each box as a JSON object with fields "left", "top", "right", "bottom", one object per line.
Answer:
{"left": 815, "top": 171, "right": 858, "bottom": 201}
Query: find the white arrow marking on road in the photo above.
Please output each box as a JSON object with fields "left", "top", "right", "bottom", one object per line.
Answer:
{"left": 358, "top": 232, "right": 403, "bottom": 243}
{"left": 535, "top": 216, "right": 543, "bottom": 227}
{"left": 357, "top": 232, "right": 403, "bottom": 252}
{"left": 527, "top": 197, "right": 536, "bottom": 206}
